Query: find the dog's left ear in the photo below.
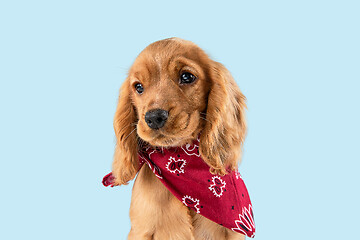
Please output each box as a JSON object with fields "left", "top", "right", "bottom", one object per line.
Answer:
{"left": 199, "top": 61, "right": 247, "bottom": 175}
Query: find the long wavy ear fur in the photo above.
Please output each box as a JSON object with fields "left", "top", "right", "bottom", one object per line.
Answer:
{"left": 199, "top": 61, "right": 247, "bottom": 175}
{"left": 112, "top": 79, "right": 139, "bottom": 185}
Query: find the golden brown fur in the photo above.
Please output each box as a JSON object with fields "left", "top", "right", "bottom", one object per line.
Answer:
{"left": 112, "top": 38, "right": 247, "bottom": 239}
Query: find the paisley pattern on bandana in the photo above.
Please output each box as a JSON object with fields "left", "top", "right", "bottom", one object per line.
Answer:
{"left": 208, "top": 176, "right": 226, "bottom": 197}
{"left": 232, "top": 204, "right": 255, "bottom": 238}
{"left": 182, "top": 195, "right": 201, "bottom": 213}
{"left": 166, "top": 156, "right": 187, "bottom": 174}
{"left": 103, "top": 138, "right": 255, "bottom": 238}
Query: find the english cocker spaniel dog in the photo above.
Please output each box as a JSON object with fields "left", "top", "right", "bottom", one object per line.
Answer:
{"left": 103, "top": 38, "right": 255, "bottom": 240}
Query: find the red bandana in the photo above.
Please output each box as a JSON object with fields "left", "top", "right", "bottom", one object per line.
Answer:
{"left": 103, "top": 138, "right": 255, "bottom": 238}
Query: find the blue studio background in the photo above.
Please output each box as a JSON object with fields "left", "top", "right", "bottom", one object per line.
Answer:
{"left": 1, "top": 1, "right": 359, "bottom": 239}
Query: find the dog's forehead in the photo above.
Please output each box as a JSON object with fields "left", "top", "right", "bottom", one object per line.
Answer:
{"left": 146, "top": 44, "right": 197, "bottom": 63}
{"left": 129, "top": 38, "right": 209, "bottom": 86}
{"left": 144, "top": 38, "right": 205, "bottom": 63}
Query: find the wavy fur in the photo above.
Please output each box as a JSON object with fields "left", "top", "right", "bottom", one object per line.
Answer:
{"left": 110, "top": 38, "right": 246, "bottom": 240}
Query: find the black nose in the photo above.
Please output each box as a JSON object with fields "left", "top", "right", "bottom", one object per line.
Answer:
{"left": 145, "top": 109, "right": 169, "bottom": 129}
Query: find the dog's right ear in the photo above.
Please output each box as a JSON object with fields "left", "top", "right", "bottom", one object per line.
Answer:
{"left": 112, "top": 79, "right": 139, "bottom": 185}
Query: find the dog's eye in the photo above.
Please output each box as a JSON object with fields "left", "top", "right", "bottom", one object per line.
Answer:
{"left": 180, "top": 72, "right": 197, "bottom": 84}
{"left": 134, "top": 83, "right": 144, "bottom": 94}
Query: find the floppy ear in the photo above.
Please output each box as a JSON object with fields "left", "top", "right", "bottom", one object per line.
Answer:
{"left": 112, "top": 79, "right": 139, "bottom": 185}
{"left": 199, "top": 61, "right": 247, "bottom": 175}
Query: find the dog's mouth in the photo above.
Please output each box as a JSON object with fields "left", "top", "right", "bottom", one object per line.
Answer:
{"left": 150, "top": 134, "right": 184, "bottom": 147}
{"left": 145, "top": 126, "right": 193, "bottom": 147}
{"left": 137, "top": 111, "right": 201, "bottom": 147}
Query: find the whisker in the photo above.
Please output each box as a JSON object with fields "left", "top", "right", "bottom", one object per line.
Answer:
{"left": 116, "top": 122, "right": 137, "bottom": 135}
{"left": 124, "top": 127, "right": 137, "bottom": 141}
{"left": 200, "top": 116, "right": 211, "bottom": 124}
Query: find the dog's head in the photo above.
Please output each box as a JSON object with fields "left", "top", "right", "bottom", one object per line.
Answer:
{"left": 112, "top": 38, "right": 247, "bottom": 184}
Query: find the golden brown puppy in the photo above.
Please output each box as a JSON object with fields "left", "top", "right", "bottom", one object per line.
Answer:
{"left": 112, "top": 38, "right": 247, "bottom": 240}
